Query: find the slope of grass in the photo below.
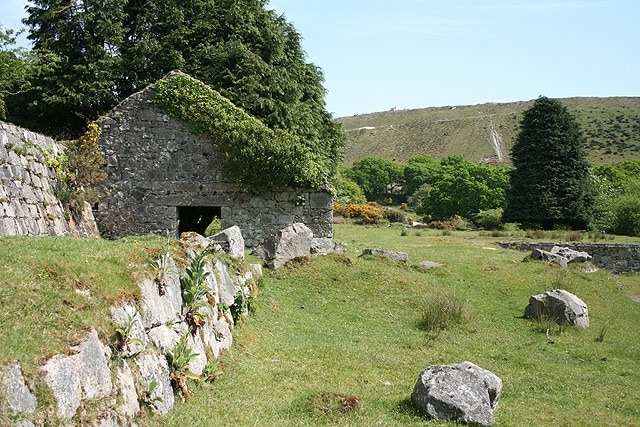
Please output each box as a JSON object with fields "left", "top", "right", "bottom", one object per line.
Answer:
{"left": 337, "top": 97, "right": 640, "bottom": 166}
{"left": 0, "top": 235, "right": 162, "bottom": 375}
{"left": 145, "top": 224, "right": 640, "bottom": 426}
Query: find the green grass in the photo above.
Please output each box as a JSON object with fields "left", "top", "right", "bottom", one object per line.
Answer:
{"left": 337, "top": 97, "right": 640, "bottom": 166}
{"left": 1, "top": 227, "right": 639, "bottom": 426}
{"left": 0, "top": 235, "right": 162, "bottom": 374}
{"left": 145, "top": 224, "right": 640, "bottom": 426}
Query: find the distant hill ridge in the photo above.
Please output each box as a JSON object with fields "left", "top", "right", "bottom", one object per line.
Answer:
{"left": 336, "top": 97, "right": 640, "bottom": 166}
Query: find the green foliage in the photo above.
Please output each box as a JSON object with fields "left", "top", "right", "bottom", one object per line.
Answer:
{"left": 166, "top": 331, "right": 200, "bottom": 399}
{"left": 230, "top": 290, "right": 250, "bottom": 323}
{"left": 181, "top": 247, "right": 213, "bottom": 330}
{"left": 504, "top": 97, "right": 593, "bottom": 229}
{"left": 402, "top": 154, "right": 441, "bottom": 197}
{"left": 55, "top": 122, "right": 108, "bottom": 214}
{"left": 418, "top": 156, "right": 510, "bottom": 219}
{"left": 608, "top": 179, "right": 640, "bottom": 237}
{"left": 0, "top": 25, "right": 35, "bottom": 120}
{"left": 114, "top": 309, "right": 144, "bottom": 352}
{"left": 406, "top": 182, "right": 432, "bottom": 209}
{"left": 203, "top": 217, "right": 222, "bottom": 237}
{"left": 154, "top": 72, "right": 327, "bottom": 190}
{"left": 590, "top": 161, "right": 640, "bottom": 236}
{"left": 474, "top": 208, "right": 505, "bottom": 230}
{"left": 344, "top": 156, "right": 404, "bottom": 202}
{"left": 332, "top": 171, "right": 367, "bottom": 205}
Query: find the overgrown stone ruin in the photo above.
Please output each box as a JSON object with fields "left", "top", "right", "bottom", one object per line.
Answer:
{"left": 95, "top": 76, "right": 333, "bottom": 247}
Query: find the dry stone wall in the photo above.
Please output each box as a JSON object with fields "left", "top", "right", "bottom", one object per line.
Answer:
{"left": 96, "top": 87, "right": 333, "bottom": 247}
{"left": 0, "top": 122, "right": 98, "bottom": 237}
{"left": 499, "top": 241, "right": 640, "bottom": 274}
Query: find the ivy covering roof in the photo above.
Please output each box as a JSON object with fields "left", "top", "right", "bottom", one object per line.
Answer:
{"left": 153, "top": 71, "right": 326, "bottom": 190}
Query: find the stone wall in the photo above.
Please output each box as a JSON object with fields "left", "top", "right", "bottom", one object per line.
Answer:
{"left": 0, "top": 122, "right": 98, "bottom": 237}
{"left": 498, "top": 241, "right": 640, "bottom": 274}
{"left": 95, "top": 87, "right": 333, "bottom": 247}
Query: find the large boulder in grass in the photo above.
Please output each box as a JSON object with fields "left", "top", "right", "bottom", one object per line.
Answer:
{"left": 524, "top": 289, "right": 589, "bottom": 327}
{"left": 411, "top": 361, "right": 502, "bottom": 426}
{"left": 255, "top": 223, "right": 313, "bottom": 269}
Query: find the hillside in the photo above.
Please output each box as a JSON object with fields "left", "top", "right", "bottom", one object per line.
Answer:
{"left": 337, "top": 97, "right": 640, "bottom": 166}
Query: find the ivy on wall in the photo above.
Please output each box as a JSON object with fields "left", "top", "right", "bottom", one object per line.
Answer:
{"left": 153, "top": 72, "right": 325, "bottom": 190}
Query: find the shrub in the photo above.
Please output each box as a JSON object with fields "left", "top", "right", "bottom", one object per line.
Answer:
{"left": 475, "top": 208, "right": 504, "bottom": 230}
{"left": 334, "top": 203, "right": 385, "bottom": 225}
{"left": 384, "top": 207, "right": 408, "bottom": 224}
{"left": 56, "top": 122, "right": 107, "bottom": 213}
{"left": 564, "top": 230, "right": 583, "bottom": 242}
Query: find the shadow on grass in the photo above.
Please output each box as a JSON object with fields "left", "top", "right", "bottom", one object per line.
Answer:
{"left": 395, "top": 397, "right": 425, "bottom": 419}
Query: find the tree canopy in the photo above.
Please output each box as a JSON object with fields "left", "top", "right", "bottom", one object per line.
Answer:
{"left": 344, "top": 156, "right": 404, "bottom": 202}
{"left": 416, "top": 156, "right": 510, "bottom": 220}
{"left": 3, "top": 0, "right": 344, "bottom": 170}
{"left": 503, "top": 96, "right": 593, "bottom": 229}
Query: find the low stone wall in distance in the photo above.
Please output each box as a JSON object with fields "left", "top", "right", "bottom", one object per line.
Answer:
{"left": 498, "top": 241, "right": 640, "bottom": 274}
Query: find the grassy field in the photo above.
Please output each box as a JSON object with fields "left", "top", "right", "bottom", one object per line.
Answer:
{"left": 337, "top": 97, "right": 640, "bottom": 166}
{"left": 1, "top": 226, "right": 639, "bottom": 426}
{"left": 148, "top": 224, "right": 640, "bottom": 426}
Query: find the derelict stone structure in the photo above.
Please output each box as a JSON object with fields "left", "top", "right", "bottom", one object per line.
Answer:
{"left": 95, "top": 83, "right": 333, "bottom": 246}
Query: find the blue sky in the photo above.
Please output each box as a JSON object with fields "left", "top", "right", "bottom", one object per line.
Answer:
{"left": 2, "top": 0, "right": 639, "bottom": 117}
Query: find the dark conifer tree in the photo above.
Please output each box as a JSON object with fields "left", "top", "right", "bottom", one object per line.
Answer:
{"left": 503, "top": 96, "right": 593, "bottom": 229}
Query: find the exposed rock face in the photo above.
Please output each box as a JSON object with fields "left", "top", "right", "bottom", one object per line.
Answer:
{"left": 210, "top": 226, "right": 245, "bottom": 259}
{"left": 525, "top": 289, "right": 589, "bottom": 327}
{"left": 361, "top": 248, "right": 409, "bottom": 263}
{"left": 136, "top": 353, "right": 174, "bottom": 415}
{"left": 111, "top": 303, "right": 147, "bottom": 357}
{"left": 3, "top": 230, "right": 262, "bottom": 425}
{"left": 411, "top": 361, "right": 502, "bottom": 426}
{"left": 115, "top": 359, "right": 139, "bottom": 418}
{"left": 138, "top": 256, "right": 182, "bottom": 329}
{"left": 2, "top": 361, "right": 37, "bottom": 414}
{"left": 256, "top": 222, "right": 314, "bottom": 269}
{"left": 499, "top": 241, "right": 640, "bottom": 274}
{"left": 40, "top": 329, "right": 112, "bottom": 419}
{"left": 310, "top": 237, "right": 346, "bottom": 254}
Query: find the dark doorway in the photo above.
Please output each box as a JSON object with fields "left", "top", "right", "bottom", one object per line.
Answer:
{"left": 177, "top": 206, "right": 221, "bottom": 236}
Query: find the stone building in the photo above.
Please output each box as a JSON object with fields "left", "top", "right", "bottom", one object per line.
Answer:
{"left": 94, "top": 75, "right": 333, "bottom": 247}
